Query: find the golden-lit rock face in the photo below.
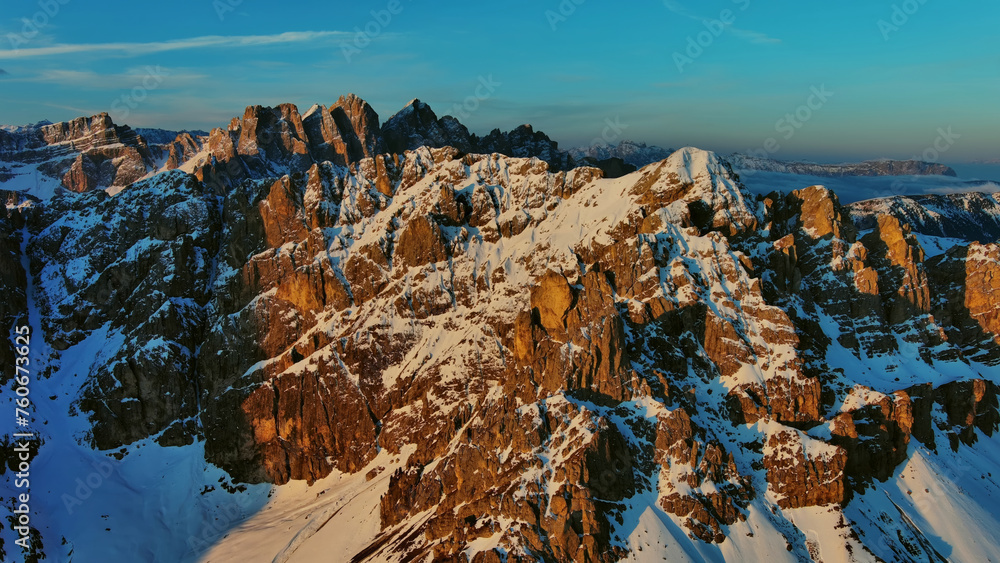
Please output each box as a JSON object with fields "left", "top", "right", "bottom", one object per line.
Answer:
{"left": 14, "top": 141, "right": 1000, "bottom": 561}
{"left": 964, "top": 243, "right": 1000, "bottom": 340}
{"left": 764, "top": 429, "right": 846, "bottom": 510}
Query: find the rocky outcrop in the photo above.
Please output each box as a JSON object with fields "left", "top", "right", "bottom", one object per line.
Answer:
{"left": 3, "top": 95, "right": 608, "bottom": 199}
{"left": 193, "top": 96, "right": 389, "bottom": 190}
{"left": 931, "top": 379, "right": 1000, "bottom": 450}
{"left": 927, "top": 243, "right": 1000, "bottom": 364}
{"left": 828, "top": 379, "right": 1000, "bottom": 492}
{"left": 378, "top": 397, "right": 634, "bottom": 562}
{"left": 330, "top": 93, "right": 385, "bottom": 161}
{"left": 763, "top": 427, "right": 846, "bottom": 509}
{"left": 757, "top": 186, "right": 901, "bottom": 357}
{"left": 579, "top": 156, "right": 636, "bottom": 178}
{"left": 859, "top": 214, "right": 931, "bottom": 324}
{"left": 511, "top": 268, "right": 628, "bottom": 404}
{"left": 655, "top": 408, "right": 754, "bottom": 542}
{"left": 30, "top": 171, "right": 217, "bottom": 449}
{"left": 477, "top": 124, "right": 575, "bottom": 171}
{"left": 829, "top": 387, "right": 913, "bottom": 485}
{"left": 160, "top": 132, "right": 203, "bottom": 171}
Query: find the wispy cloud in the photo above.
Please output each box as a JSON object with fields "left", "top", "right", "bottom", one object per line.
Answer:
{"left": 40, "top": 101, "right": 102, "bottom": 115}
{"left": 662, "top": 1, "right": 781, "bottom": 45}
{"left": 0, "top": 31, "right": 349, "bottom": 59}
{"left": 11, "top": 68, "right": 207, "bottom": 88}
{"left": 727, "top": 28, "right": 781, "bottom": 45}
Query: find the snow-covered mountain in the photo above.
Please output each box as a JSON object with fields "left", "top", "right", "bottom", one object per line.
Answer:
{"left": 2, "top": 98, "right": 1000, "bottom": 562}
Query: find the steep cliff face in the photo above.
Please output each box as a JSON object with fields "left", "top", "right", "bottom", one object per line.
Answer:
{"left": 6, "top": 141, "right": 1000, "bottom": 562}
{"left": 382, "top": 99, "right": 476, "bottom": 155}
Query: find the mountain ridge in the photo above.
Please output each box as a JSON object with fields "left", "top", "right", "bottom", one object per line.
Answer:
{"left": 1, "top": 95, "right": 968, "bottom": 202}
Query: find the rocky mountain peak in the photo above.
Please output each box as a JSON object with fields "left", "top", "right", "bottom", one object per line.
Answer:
{"left": 383, "top": 97, "right": 473, "bottom": 154}
{"left": 330, "top": 93, "right": 384, "bottom": 159}
{"left": 3, "top": 93, "right": 648, "bottom": 198}
{"left": 629, "top": 146, "right": 758, "bottom": 236}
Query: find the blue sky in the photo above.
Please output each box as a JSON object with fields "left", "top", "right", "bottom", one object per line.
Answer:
{"left": 0, "top": 0, "right": 997, "bottom": 162}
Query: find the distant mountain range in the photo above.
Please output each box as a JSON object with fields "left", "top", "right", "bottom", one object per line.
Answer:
{"left": 567, "top": 140, "right": 675, "bottom": 169}
{"left": 133, "top": 127, "right": 209, "bottom": 145}
{"left": 728, "top": 152, "right": 958, "bottom": 178}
